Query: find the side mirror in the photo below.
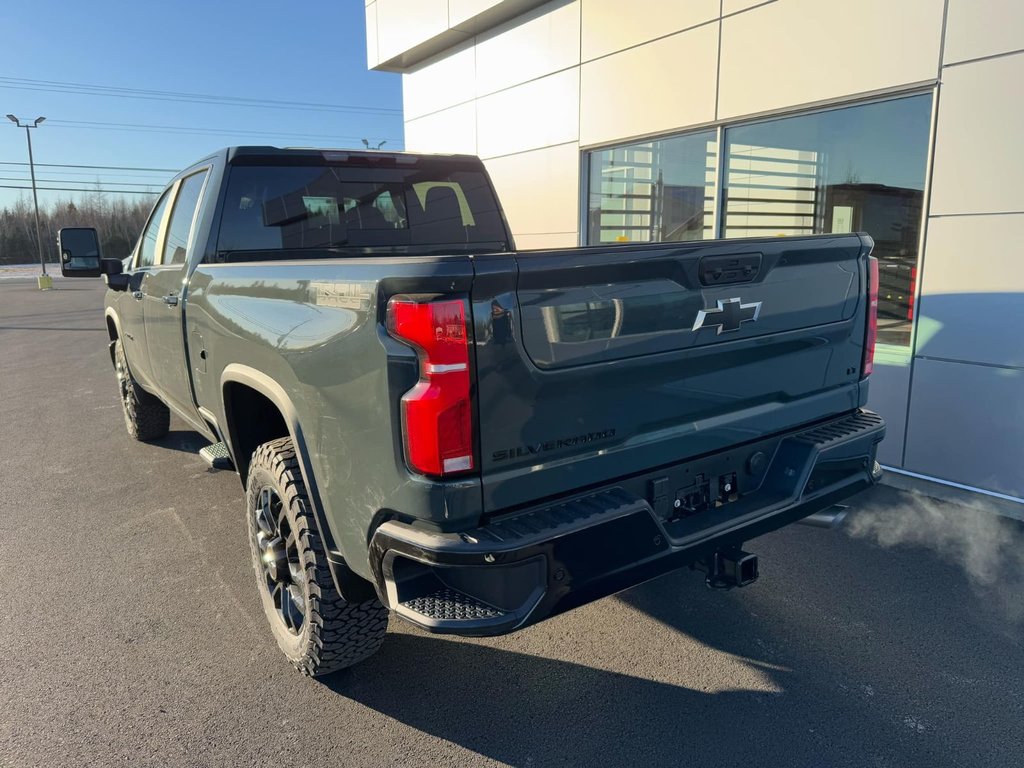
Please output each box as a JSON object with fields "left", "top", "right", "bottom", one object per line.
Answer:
{"left": 102, "top": 258, "right": 129, "bottom": 291}
{"left": 58, "top": 227, "right": 103, "bottom": 277}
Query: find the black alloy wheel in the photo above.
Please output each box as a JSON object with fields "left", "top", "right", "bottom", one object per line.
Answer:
{"left": 253, "top": 486, "right": 307, "bottom": 634}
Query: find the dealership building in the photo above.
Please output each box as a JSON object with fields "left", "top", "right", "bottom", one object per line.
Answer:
{"left": 364, "top": 0, "right": 1023, "bottom": 505}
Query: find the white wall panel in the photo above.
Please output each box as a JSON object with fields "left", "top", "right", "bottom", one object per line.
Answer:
{"left": 580, "top": 0, "right": 718, "bottom": 61}
{"left": 513, "top": 232, "right": 578, "bottom": 248}
{"left": 916, "top": 213, "right": 1024, "bottom": 369}
{"left": 580, "top": 24, "right": 718, "bottom": 146}
{"left": 404, "top": 101, "right": 478, "bottom": 154}
{"left": 944, "top": 0, "right": 1024, "bottom": 65}
{"left": 375, "top": 0, "right": 450, "bottom": 64}
{"left": 477, "top": 69, "right": 579, "bottom": 158}
{"left": 475, "top": 0, "right": 580, "bottom": 96}
{"left": 718, "top": 0, "right": 944, "bottom": 119}
{"left": 930, "top": 53, "right": 1024, "bottom": 215}
{"left": 403, "top": 42, "right": 476, "bottom": 120}
{"left": 483, "top": 142, "right": 580, "bottom": 235}
{"left": 722, "top": 0, "right": 770, "bottom": 13}
{"left": 450, "top": 0, "right": 505, "bottom": 27}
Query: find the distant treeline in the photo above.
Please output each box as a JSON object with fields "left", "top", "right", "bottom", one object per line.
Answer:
{"left": 0, "top": 194, "right": 152, "bottom": 265}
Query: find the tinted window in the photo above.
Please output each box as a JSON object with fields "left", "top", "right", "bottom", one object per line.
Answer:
{"left": 162, "top": 171, "right": 208, "bottom": 265}
{"left": 721, "top": 94, "right": 932, "bottom": 346}
{"left": 585, "top": 93, "right": 932, "bottom": 348}
{"left": 588, "top": 130, "right": 717, "bottom": 245}
{"left": 137, "top": 191, "right": 171, "bottom": 268}
{"left": 217, "top": 162, "right": 508, "bottom": 255}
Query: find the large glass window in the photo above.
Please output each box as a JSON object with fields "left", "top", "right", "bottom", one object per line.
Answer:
{"left": 588, "top": 131, "right": 717, "bottom": 245}
{"left": 584, "top": 93, "right": 933, "bottom": 347}
{"left": 721, "top": 94, "right": 932, "bottom": 346}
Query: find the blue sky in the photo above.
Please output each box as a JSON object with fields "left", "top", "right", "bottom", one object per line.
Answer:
{"left": 0, "top": 0, "right": 403, "bottom": 208}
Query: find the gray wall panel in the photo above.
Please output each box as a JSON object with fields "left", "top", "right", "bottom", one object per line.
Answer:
{"left": 915, "top": 213, "right": 1024, "bottom": 369}
{"left": 866, "top": 360, "right": 912, "bottom": 467}
{"left": 905, "top": 358, "right": 1024, "bottom": 497}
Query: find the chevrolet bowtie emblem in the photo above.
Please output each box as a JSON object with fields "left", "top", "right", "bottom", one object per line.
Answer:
{"left": 692, "top": 297, "right": 762, "bottom": 334}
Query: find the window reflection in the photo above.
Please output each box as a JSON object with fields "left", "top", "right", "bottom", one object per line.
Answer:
{"left": 722, "top": 95, "right": 932, "bottom": 346}
{"left": 540, "top": 293, "right": 699, "bottom": 343}
{"left": 588, "top": 131, "right": 717, "bottom": 245}
{"left": 584, "top": 94, "right": 933, "bottom": 348}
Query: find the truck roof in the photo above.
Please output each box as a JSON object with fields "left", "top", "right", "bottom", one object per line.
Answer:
{"left": 224, "top": 146, "right": 484, "bottom": 166}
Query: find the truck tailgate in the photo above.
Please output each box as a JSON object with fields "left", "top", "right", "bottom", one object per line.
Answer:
{"left": 469, "top": 234, "right": 873, "bottom": 513}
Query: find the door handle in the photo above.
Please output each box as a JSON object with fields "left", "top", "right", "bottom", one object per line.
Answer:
{"left": 132, "top": 291, "right": 144, "bottom": 300}
{"left": 163, "top": 295, "right": 179, "bottom": 307}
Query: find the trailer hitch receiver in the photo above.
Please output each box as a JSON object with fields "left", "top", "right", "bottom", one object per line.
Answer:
{"left": 704, "top": 547, "right": 759, "bottom": 589}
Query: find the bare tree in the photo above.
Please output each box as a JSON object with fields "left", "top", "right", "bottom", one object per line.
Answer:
{"left": 0, "top": 192, "right": 152, "bottom": 265}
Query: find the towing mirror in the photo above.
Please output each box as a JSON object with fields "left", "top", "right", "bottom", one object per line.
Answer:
{"left": 58, "top": 227, "right": 103, "bottom": 277}
{"left": 103, "top": 260, "right": 129, "bottom": 292}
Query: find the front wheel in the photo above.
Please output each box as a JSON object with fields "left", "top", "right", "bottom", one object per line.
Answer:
{"left": 246, "top": 437, "right": 388, "bottom": 676}
{"left": 113, "top": 338, "right": 169, "bottom": 441}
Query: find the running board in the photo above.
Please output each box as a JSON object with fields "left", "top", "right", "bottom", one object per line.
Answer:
{"left": 199, "top": 442, "right": 234, "bottom": 470}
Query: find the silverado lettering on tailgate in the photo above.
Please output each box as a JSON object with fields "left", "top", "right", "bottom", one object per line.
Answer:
{"left": 492, "top": 429, "right": 617, "bottom": 463}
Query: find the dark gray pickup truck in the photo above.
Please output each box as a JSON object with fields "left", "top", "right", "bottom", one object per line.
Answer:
{"left": 59, "top": 147, "right": 885, "bottom": 676}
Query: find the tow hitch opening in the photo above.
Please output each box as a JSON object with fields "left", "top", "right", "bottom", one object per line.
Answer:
{"left": 702, "top": 547, "right": 759, "bottom": 589}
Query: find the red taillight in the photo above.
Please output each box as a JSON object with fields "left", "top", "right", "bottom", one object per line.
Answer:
{"left": 387, "top": 297, "right": 474, "bottom": 476}
{"left": 863, "top": 256, "right": 879, "bottom": 377}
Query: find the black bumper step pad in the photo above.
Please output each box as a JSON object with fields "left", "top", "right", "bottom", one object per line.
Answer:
{"left": 795, "top": 409, "right": 884, "bottom": 450}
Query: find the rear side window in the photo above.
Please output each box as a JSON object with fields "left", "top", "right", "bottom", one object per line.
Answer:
{"left": 216, "top": 161, "right": 508, "bottom": 255}
{"left": 162, "top": 170, "right": 208, "bottom": 265}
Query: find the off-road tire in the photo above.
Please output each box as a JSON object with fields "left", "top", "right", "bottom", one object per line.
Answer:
{"left": 246, "top": 437, "right": 388, "bottom": 676}
{"left": 114, "top": 338, "right": 169, "bottom": 441}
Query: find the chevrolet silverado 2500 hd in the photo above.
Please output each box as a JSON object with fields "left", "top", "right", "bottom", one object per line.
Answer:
{"left": 58, "top": 147, "right": 885, "bottom": 676}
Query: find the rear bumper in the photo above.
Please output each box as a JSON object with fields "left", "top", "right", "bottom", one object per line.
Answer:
{"left": 369, "top": 409, "right": 885, "bottom": 636}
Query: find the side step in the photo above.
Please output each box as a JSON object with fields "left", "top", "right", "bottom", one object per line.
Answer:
{"left": 199, "top": 441, "right": 234, "bottom": 470}
{"left": 401, "top": 588, "right": 508, "bottom": 624}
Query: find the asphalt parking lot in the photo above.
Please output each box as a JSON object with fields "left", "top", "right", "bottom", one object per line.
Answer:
{"left": 1, "top": 278, "right": 1022, "bottom": 768}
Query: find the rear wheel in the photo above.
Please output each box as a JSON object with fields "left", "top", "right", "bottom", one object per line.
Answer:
{"left": 113, "top": 338, "right": 169, "bottom": 441}
{"left": 246, "top": 437, "right": 388, "bottom": 676}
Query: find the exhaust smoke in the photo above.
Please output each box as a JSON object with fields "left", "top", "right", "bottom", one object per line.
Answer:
{"left": 846, "top": 491, "right": 1024, "bottom": 623}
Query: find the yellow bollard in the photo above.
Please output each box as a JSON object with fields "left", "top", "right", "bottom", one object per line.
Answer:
{"left": 37, "top": 274, "right": 53, "bottom": 290}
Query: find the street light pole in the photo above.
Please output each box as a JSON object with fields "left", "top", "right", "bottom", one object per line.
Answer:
{"left": 6, "top": 115, "right": 48, "bottom": 282}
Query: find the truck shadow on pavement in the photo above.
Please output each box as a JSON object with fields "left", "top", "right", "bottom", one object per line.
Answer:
{"left": 153, "top": 430, "right": 210, "bottom": 455}
{"left": 326, "top": 509, "right": 1024, "bottom": 767}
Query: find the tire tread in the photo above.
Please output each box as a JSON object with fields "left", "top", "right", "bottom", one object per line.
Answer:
{"left": 248, "top": 437, "right": 388, "bottom": 676}
{"left": 114, "top": 339, "right": 169, "bottom": 441}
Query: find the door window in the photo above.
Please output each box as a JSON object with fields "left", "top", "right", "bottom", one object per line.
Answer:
{"left": 137, "top": 191, "right": 171, "bottom": 268}
{"left": 162, "top": 171, "right": 209, "bottom": 265}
